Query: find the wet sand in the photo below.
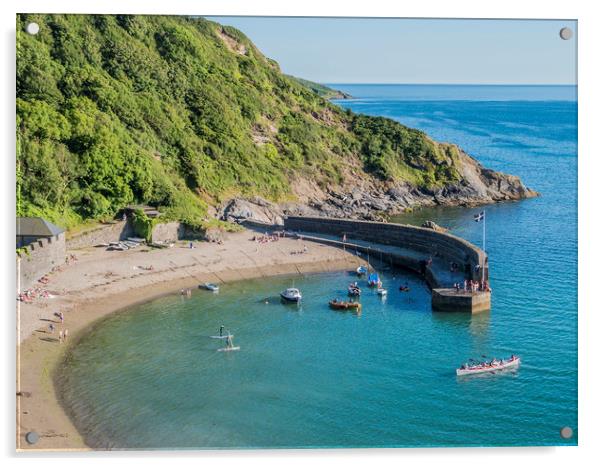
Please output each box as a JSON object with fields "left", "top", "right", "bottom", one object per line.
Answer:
{"left": 16, "top": 229, "right": 363, "bottom": 450}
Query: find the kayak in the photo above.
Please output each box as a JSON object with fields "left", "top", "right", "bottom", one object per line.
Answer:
{"left": 456, "top": 357, "right": 520, "bottom": 376}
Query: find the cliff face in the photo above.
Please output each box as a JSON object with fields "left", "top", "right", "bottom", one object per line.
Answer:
{"left": 16, "top": 14, "right": 535, "bottom": 228}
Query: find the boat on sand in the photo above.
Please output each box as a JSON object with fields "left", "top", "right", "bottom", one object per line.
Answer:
{"left": 200, "top": 282, "right": 219, "bottom": 292}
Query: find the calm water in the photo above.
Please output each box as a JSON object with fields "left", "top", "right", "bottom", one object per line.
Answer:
{"left": 59, "top": 85, "right": 577, "bottom": 448}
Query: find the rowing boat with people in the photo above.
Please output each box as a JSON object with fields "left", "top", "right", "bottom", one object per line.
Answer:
{"left": 329, "top": 300, "right": 362, "bottom": 312}
{"left": 456, "top": 355, "right": 521, "bottom": 376}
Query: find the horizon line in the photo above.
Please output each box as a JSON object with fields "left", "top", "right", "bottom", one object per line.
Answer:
{"left": 322, "top": 82, "right": 577, "bottom": 86}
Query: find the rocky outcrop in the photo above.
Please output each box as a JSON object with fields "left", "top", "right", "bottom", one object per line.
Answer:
{"left": 218, "top": 149, "right": 537, "bottom": 225}
{"left": 219, "top": 197, "right": 285, "bottom": 225}
{"left": 421, "top": 221, "right": 447, "bottom": 232}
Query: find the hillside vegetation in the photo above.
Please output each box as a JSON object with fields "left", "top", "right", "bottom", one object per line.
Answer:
{"left": 286, "top": 76, "right": 352, "bottom": 100}
{"left": 17, "top": 14, "right": 490, "bottom": 228}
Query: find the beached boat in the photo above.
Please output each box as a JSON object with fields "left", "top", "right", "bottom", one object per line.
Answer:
{"left": 280, "top": 287, "right": 302, "bottom": 302}
{"left": 456, "top": 356, "right": 521, "bottom": 376}
{"left": 356, "top": 265, "right": 368, "bottom": 276}
{"left": 329, "top": 300, "right": 362, "bottom": 311}
{"left": 200, "top": 283, "right": 219, "bottom": 292}
{"left": 348, "top": 283, "right": 361, "bottom": 297}
{"left": 368, "top": 273, "right": 381, "bottom": 287}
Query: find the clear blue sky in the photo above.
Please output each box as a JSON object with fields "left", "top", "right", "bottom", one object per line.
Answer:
{"left": 207, "top": 17, "right": 577, "bottom": 85}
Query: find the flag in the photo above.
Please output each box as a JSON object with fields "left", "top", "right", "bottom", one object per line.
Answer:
{"left": 474, "top": 211, "right": 485, "bottom": 222}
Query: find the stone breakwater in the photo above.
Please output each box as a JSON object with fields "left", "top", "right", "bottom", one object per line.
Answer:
{"left": 283, "top": 216, "right": 491, "bottom": 313}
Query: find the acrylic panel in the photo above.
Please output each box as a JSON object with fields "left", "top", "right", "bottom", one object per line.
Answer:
{"left": 16, "top": 14, "right": 577, "bottom": 450}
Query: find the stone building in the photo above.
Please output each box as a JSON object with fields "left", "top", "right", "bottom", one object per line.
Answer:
{"left": 17, "top": 217, "right": 66, "bottom": 291}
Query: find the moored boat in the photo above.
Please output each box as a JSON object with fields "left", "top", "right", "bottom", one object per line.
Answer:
{"left": 456, "top": 355, "right": 521, "bottom": 376}
{"left": 376, "top": 287, "right": 387, "bottom": 297}
{"left": 280, "top": 287, "right": 302, "bottom": 302}
{"left": 368, "top": 273, "right": 381, "bottom": 287}
{"left": 348, "top": 283, "right": 361, "bottom": 297}
{"left": 329, "top": 300, "right": 362, "bottom": 311}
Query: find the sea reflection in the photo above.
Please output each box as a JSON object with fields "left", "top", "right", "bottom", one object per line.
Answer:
{"left": 431, "top": 309, "right": 490, "bottom": 337}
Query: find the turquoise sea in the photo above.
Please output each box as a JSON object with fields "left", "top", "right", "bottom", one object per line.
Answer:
{"left": 58, "top": 85, "right": 577, "bottom": 449}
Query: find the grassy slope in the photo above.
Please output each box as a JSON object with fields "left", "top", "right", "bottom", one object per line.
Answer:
{"left": 17, "top": 14, "right": 464, "bottom": 229}
{"left": 287, "top": 76, "right": 352, "bottom": 99}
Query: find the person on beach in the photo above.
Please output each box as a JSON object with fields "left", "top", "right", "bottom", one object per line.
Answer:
{"left": 59, "top": 330, "right": 63, "bottom": 343}
{"left": 59, "top": 311, "right": 64, "bottom": 323}
{"left": 64, "top": 328, "right": 69, "bottom": 341}
{"left": 48, "top": 323, "right": 55, "bottom": 334}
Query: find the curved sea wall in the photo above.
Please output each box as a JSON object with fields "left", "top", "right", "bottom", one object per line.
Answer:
{"left": 283, "top": 216, "right": 490, "bottom": 312}
{"left": 284, "top": 216, "right": 487, "bottom": 280}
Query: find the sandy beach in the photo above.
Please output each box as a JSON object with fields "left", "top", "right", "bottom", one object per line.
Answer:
{"left": 16, "top": 228, "right": 363, "bottom": 451}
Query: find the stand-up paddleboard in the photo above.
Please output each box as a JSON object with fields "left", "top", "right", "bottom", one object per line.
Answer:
{"left": 217, "top": 346, "right": 240, "bottom": 352}
{"left": 210, "top": 335, "right": 234, "bottom": 339}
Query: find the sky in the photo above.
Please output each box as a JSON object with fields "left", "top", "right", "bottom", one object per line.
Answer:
{"left": 208, "top": 17, "right": 577, "bottom": 85}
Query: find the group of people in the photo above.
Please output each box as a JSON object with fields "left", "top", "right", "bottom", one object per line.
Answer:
{"left": 48, "top": 311, "right": 69, "bottom": 344}
{"left": 18, "top": 287, "right": 52, "bottom": 302}
{"left": 18, "top": 254, "right": 78, "bottom": 303}
{"left": 251, "top": 231, "right": 283, "bottom": 244}
{"left": 461, "top": 354, "right": 517, "bottom": 370}
{"left": 453, "top": 279, "right": 491, "bottom": 293}
{"left": 290, "top": 245, "right": 309, "bottom": 255}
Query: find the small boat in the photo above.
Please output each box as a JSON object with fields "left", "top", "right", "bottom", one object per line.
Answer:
{"left": 368, "top": 273, "right": 381, "bottom": 287}
{"left": 399, "top": 285, "right": 410, "bottom": 292}
{"left": 329, "top": 300, "right": 362, "bottom": 311}
{"left": 356, "top": 265, "right": 368, "bottom": 276}
{"left": 376, "top": 287, "right": 387, "bottom": 297}
{"left": 348, "top": 283, "right": 361, "bottom": 297}
{"left": 280, "top": 287, "right": 302, "bottom": 302}
{"left": 200, "top": 283, "right": 219, "bottom": 292}
{"left": 456, "top": 356, "right": 521, "bottom": 376}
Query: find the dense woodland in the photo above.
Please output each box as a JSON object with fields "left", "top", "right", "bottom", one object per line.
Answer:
{"left": 17, "top": 14, "right": 463, "bottom": 229}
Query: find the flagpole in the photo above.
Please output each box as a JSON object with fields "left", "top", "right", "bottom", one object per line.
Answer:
{"left": 483, "top": 211, "right": 486, "bottom": 253}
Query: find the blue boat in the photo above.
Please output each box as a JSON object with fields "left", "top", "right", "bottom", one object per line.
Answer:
{"left": 368, "top": 273, "right": 381, "bottom": 287}
{"left": 356, "top": 265, "right": 368, "bottom": 276}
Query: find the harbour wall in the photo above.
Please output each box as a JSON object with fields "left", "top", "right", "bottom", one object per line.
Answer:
{"left": 284, "top": 216, "right": 490, "bottom": 313}
{"left": 17, "top": 233, "right": 66, "bottom": 291}
{"left": 284, "top": 216, "right": 488, "bottom": 282}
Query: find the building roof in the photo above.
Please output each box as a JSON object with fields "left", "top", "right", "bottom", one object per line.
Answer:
{"left": 16, "top": 217, "right": 64, "bottom": 237}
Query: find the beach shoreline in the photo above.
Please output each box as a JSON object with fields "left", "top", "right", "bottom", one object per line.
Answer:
{"left": 16, "top": 229, "right": 363, "bottom": 451}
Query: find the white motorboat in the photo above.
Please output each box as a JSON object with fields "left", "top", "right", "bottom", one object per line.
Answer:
{"left": 456, "top": 356, "right": 521, "bottom": 376}
{"left": 376, "top": 287, "right": 387, "bottom": 297}
{"left": 280, "top": 287, "right": 302, "bottom": 302}
{"left": 200, "top": 283, "right": 219, "bottom": 292}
